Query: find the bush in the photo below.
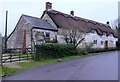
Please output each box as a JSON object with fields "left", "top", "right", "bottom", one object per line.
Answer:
{"left": 80, "top": 50, "right": 88, "bottom": 55}
{"left": 116, "top": 41, "right": 120, "bottom": 50}
{"left": 35, "top": 43, "right": 77, "bottom": 61}
{"left": 76, "top": 49, "right": 88, "bottom": 55}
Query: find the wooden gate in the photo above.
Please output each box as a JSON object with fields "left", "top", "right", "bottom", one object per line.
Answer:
{"left": 2, "top": 48, "right": 32, "bottom": 63}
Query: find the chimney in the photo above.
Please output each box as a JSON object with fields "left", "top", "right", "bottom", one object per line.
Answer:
{"left": 106, "top": 21, "right": 109, "bottom": 25}
{"left": 46, "top": 2, "right": 52, "bottom": 11}
{"left": 70, "top": 10, "right": 74, "bottom": 16}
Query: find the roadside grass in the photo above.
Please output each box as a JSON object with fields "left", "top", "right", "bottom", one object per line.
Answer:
{"left": 2, "top": 50, "right": 117, "bottom": 77}
{"left": 0, "top": 66, "right": 2, "bottom": 78}
{"left": 2, "top": 66, "right": 20, "bottom": 76}
{"left": 17, "top": 55, "right": 81, "bottom": 71}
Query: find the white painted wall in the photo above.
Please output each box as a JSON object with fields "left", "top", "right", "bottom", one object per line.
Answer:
{"left": 57, "top": 32, "right": 117, "bottom": 48}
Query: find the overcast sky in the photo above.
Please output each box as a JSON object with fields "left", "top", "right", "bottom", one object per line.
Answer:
{"left": 0, "top": 0, "right": 119, "bottom": 36}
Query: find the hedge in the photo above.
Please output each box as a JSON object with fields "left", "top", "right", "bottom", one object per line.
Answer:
{"left": 35, "top": 43, "right": 77, "bottom": 60}
{"left": 87, "top": 47, "right": 117, "bottom": 53}
{"left": 116, "top": 41, "right": 120, "bottom": 50}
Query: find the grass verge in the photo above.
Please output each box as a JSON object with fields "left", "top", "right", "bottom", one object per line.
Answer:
{"left": 0, "top": 66, "right": 2, "bottom": 79}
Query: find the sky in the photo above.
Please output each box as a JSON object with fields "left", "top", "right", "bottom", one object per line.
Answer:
{"left": 0, "top": 0, "right": 119, "bottom": 36}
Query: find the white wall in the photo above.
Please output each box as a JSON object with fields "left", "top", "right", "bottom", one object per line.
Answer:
{"left": 84, "top": 32, "right": 117, "bottom": 48}
{"left": 57, "top": 31, "right": 117, "bottom": 48}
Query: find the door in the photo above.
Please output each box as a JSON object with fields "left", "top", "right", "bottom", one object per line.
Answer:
{"left": 104, "top": 40, "right": 108, "bottom": 49}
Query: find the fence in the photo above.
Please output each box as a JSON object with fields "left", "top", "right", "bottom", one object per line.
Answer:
{"left": 2, "top": 48, "right": 32, "bottom": 63}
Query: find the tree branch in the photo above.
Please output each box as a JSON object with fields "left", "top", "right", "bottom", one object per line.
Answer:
{"left": 75, "top": 38, "right": 85, "bottom": 48}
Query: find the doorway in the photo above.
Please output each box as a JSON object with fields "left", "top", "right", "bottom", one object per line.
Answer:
{"left": 104, "top": 40, "right": 108, "bottom": 49}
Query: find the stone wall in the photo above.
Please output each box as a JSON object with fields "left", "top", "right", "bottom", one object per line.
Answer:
{"left": 7, "top": 16, "right": 31, "bottom": 48}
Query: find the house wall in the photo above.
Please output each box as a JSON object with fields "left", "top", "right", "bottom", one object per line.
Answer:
{"left": 7, "top": 17, "right": 32, "bottom": 48}
{"left": 57, "top": 32, "right": 117, "bottom": 48}
{"left": 84, "top": 33, "right": 117, "bottom": 48}
{"left": 32, "top": 29, "right": 57, "bottom": 45}
{"left": 56, "top": 28, "right": 117, "bottom": 48}
{"left": 42, "top": 13, "right": 58, "bottom": 29}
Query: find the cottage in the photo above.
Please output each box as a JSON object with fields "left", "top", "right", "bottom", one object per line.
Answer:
{"left": 7, "top": 2, "right": 118, "bottom": 49}
{"left": 41, "top": 2, "right": 118, "bottom": 48}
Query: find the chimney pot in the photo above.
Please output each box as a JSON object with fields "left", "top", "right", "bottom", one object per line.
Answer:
{"left": 46, "top": 2, "right": 52, "bottom": 11}
{"left": 106, "top": 21, "right": 109, "bottom": 25}
{"left": 70, "top": 10, "right": 74, "bottom": 16}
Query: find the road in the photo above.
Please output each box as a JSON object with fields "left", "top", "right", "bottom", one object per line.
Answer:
{"left": 3, "top": 51, "right": 118, "bottom": 80}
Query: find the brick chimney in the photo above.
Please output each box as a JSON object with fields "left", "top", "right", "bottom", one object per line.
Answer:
{"left": 46, "top": 2, "right": 52, "bottom": 11}
{"left": 70, "top": 10, "right": 74, "bottom": 16}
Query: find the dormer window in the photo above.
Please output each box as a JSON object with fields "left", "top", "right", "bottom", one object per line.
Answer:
{"left": 102, "top": 32, "right": 107, "bottom": 36}
{"left": 108, "top": 33, "right": 113, "bottom": 37}
{"left": 91, "top": 29, "right": 96, "bottom": 34}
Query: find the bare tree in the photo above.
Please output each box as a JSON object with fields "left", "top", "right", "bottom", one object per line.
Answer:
{"left": 110, "top": 17, "right": 120, "bottom": 29}
{"left": 111, "top": 17, "right": 120, "bottom": 49}
{"left": 59, "top": 28, "right": 86, "bottom": 48}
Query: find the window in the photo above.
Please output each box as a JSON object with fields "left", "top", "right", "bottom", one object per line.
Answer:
{"left": 91, "top": 29, "right": 96, "bottom": 34}
{"left": 93, "top": 40, "right": 97, "bottom": 44}
{"left": 101, "top": 41, "right": 103, "bottom": 45}
{"left": 45, "top": 32, "right": 50, "bottom": 38}
{"left": 35, "top": 31, "right": 44, "bottom": 45}
{"left": 45, "top": 32, "right": 50, "bottom": 42}
{"left": 110, "top": 40, "right": 113, "bottom": 43}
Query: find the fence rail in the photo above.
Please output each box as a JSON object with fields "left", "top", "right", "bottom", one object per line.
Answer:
{"left": 2, "top": 48, "right": 32, "bottom": 63}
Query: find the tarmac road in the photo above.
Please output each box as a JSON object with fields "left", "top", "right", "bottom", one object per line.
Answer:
{"left": 3, "top": 51, "right": 118, "bottom": 80}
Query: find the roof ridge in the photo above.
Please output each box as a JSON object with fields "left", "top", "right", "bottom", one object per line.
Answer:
{"left": 47, "top": 9, "right": 109, "bottom": 27}
{"left": 22, "top": 14, "right": 41, "bottom": 20}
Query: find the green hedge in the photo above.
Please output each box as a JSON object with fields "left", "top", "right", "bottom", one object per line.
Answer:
{"left": 87, "top": 47, "right": 117, "bottom": 53}
{"left": 35, "top": 43, "right": 77, "bottom": 60}
{"left": 116, "top": 41, "right": 120, "bottom": 50}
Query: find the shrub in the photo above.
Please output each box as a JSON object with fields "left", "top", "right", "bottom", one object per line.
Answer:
{"left": 35, "top": 43, "right": 77, "bottom": 61}
{"left": 116, "top": 41, "right": 120, "bottom": 50}
{"left": 80, "top": 50, "right": 88, "bottom": 55}
{"left": 76, "top": 49, "right": 88, "bottom": 55}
